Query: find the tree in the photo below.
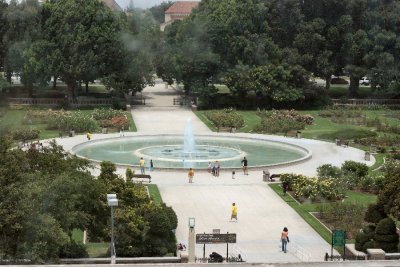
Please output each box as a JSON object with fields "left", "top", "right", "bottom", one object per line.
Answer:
{"left": 43, "top": 0, "right": 123, "bottom": 98}
{"left": 378, "top": 160, "right": 400, "bottom": 220}
{"left": 149, "top": 1, "right": 173, "bottom": 24}
{"left": 0, "top": 0, "right": 8, "bottom": 71}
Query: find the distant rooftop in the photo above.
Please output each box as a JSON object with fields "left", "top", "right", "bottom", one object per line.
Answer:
{"left": 165, "top": 1, "right": 199, "bottom": 14}
{"left": 103, "top": 0, "right": 122, "bottom": 11}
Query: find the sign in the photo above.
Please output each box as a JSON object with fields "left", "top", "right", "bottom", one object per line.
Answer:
{"left": 212, "top": 229, "right": 220, "bottom": 234}
{"left": 196, "top": 233, "right": 236, "bottom": 244}
{"left": 332, "top": 230, "right": 346, "bottom": 246}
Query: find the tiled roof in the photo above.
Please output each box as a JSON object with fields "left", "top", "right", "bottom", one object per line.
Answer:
{"left": 103, "top": 0, "right": 123, "bottom": 11}
{"left": 165, "top": 1, "right": 199, "bottom": 14}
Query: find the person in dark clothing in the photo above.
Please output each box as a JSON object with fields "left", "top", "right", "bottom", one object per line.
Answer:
{"left": 241, "top": 157, "right": 248, "bottom": 175}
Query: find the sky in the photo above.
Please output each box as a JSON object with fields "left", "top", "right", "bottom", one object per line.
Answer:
{"left": 117, "top": 0, "right": 200, "bottom": 9}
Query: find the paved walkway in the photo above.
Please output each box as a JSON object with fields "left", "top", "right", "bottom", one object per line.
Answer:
{"left": 54, "top": 80, "right": 375, "bottom": 263}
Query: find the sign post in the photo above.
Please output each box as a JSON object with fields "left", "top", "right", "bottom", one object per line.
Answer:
{"left": 196, "top": 233, "right": 237, "bottom": 262}
{"left": 332, "top": 230, "right": 346, "bottom": 260}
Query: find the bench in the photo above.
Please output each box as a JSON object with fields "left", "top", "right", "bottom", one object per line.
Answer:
{"left": 131, "top": 174, "right": 151, "bottom": 183}
{"left": 284, "top": 131, "right": 301, "bottom": 138}
{"left": 336, "top": 139, "right": 349, "bottom": 147}
{"left": 218, "top": 127, "right": 236, "bottom": 133}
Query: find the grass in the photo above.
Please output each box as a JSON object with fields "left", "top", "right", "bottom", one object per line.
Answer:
{"left": 86, "top": 242, "right": 109, "bottom": 258}
{"left": 72, "top": 229, "right": 84, "bottom": 243}
{"left": 194, "top": 111, "right": 218, "bottom": 132}
{"left": 195, "top": 110, "right": 261, "bottom": 133}
{"left": 147, "top": 184, "right": 163, "bottom": 204}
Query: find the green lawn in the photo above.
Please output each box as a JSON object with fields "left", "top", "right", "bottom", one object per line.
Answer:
{"left": 147, "top": 184, "right": 163, "bottom": 205}
{"left": 86, "top": 242, "right": 109, "bottom": 258}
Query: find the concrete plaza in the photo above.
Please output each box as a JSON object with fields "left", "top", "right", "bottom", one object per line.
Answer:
{"left": 55, "top": 81, "right": 375, "bottom": 263}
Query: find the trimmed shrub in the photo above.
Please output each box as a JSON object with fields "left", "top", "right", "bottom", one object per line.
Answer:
{"left": 319, "top": 129, "right": 377, "bottom": 141}
{"left": 374, "top": 217, "right": 399, "bottom": 252}
{"left": 341, "top": 161, "right": 368, "bottom": 178}
{"left": 317, "top": 164, "right": 342, "bottom": 179}
{"left": 12, "top": 128, "right": 40, "bottom": 141}
{"left": 365, "top": 203, "right": 387, "bottom": 224}
{"left": 59, "top": 241, "right": 89, "bottom": 258}
{"left": 355, "top": 232, "right": 369, "bottom": 251}
{"left": 362, "top": 241, "right": 375, "bottom": 252}
{"left": 126, "top": 167, "right": 135, "bottom": 180}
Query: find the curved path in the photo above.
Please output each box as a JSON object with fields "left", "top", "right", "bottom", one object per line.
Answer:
{"left": 55, "top": 81, "right": 374, "bottom": 263}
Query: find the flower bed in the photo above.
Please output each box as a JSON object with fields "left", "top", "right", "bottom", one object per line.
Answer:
{"left": 254, "top": 109, "right": 313, "bottom": 134}
{"left": 204, "top": 109, "right": 244, "bottom": 129}
{"left": 47, "top": 111, "right": 98, "bottom": 133}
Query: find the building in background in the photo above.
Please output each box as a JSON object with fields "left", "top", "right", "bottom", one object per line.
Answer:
{"left": 103, "top": 0, "right": 123, "bottom": 11}
{"left": 160, "top": 1, "right": 199, "bottom": 31}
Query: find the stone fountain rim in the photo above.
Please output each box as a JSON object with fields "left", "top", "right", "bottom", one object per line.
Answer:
{"left": 70, "top": 134, "right": 312, "bottom": 170}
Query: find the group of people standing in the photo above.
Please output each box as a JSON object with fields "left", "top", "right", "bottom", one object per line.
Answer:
{"left": 207, "top": 161, "right": 221, "bottom": 176}
{"left": 139, "top": 157, "right": 154, "bottom": 174}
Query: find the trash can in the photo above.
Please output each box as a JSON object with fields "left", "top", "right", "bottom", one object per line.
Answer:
{"left": 263, "top": 169, "right": 270, "bottom": 182}
{"left": 365, "top": 152, "right": 370, "bottom": 161}
{"left": 69, "top": 130, "right": 75, "bottom": 137}
{"left": 102, "top": 128, "right": 108, "bottom": 134}
{"left": 296, "top": 131, "right": 301, "bottom": 139}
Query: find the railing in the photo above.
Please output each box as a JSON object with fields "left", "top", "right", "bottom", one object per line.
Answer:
{"left": 7, "top": 97, "right": 115, "bottom": 107}
{"left": 7, "top": 97, "right": 65, "bottom": 106}
{"left": 332, "top": 98, "right": 400, "bottom": 106}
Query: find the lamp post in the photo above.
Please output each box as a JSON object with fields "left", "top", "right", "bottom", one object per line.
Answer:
{"left": 107, "top": 194, "right": 118, "bottom": 264}
{"left": 188, "top": 217, "right": 196, "bottom": 263}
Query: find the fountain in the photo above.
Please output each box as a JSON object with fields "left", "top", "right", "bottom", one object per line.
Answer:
{"left": 183, "top": 118, "right": 196, "bottom": 168}
{"left": 72, "top": 133, "right": 310, "bottom": 169}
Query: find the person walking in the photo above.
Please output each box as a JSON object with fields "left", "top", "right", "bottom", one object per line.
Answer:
{"left": 281, "top": 227, "right": 289, "bottom": 253}
{"left": 207, "top": 162, "right": 212, "bottom": 174}
{"left": 231, "top": 203, "right": 238, "bottom": 222}
{"left": 241, "top": 157, "right": 248, "bottom": 175}
{"left": 139, "top": 157, "right": 146, "bottom": 174}
{"left": 149, "top": 159, "right": 154, "bottom": 171}
{"left": 188, "top": 168, "right": 195, "bottom": 183}
{"left": 216, "top": 161, "right": 221, "bottom": 177}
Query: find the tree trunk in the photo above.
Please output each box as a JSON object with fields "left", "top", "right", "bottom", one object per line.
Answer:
{"left": 85, "top": 81, "right": 89, "bottom": 95}
{"left": 53, "top": 75, "right": 57, "bottom": 89}
{"left": 325, "top": 75, "right": 331, "bottom": 90}
{"left": 349, "top": 76, "right": 360, "bottom": 97}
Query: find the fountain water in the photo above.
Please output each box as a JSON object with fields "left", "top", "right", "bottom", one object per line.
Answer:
{"left": 183, "top": 118, "right": 196, "bottom": 168}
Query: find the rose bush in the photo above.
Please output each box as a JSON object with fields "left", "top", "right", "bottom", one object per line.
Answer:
{"left": 204, "top": 109, "right": 245, "bottom": 128}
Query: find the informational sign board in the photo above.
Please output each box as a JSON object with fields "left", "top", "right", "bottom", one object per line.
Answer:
{"left": 212, "top": 229, "right": 220, "bottom": 234}
{"left": 332, "top": 230, "right": 346, "bottom": 246}
{"left": 196, "top": 233, "right": 236, "bottom": 244}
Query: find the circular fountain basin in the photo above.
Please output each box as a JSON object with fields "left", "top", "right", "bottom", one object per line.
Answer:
{"left": 72, "top": 135, "right": 311, "bottom": 169}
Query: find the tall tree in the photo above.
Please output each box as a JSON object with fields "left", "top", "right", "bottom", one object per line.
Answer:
{"left": 43, "top": 0, "right": 123, "bottom": 99}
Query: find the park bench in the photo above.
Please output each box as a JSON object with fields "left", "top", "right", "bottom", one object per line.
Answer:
{"left": 335, "top": 139, "right": 349, "bottom": 147}
{"left": 218, "top": 127, "right": 236, "bottom": 133}
{"left": 131, "top": 174, "right": 151, "bottom": 183}
{"left": 284, "top": 130, "right": 301, "bottom": 138}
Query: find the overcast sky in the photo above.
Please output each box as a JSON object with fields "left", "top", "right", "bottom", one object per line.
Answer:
{"left": 117, "top": 0, "right": 200, "bottom": 9}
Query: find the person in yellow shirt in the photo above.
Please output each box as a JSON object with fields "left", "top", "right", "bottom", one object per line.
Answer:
{"left": 139, "top": 157, "right": 146, "bottom": 174}
{"left": 231, "top": 203, "right": 238, "bottom": 222}
{"left": 188, "top": 168, "right": 195, "bottom": 183}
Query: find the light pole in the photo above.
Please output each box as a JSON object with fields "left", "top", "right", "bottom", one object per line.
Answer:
{"left": 107, "top": 194, "right": 118, "bottom": 264}
{"left": 188, "top": 217, "right": 196, "bottom": 263}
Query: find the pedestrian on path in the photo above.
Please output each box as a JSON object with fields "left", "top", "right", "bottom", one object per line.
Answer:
{"left": 149, "top": 159, "right": 154, "bottom": 171}
{"left": 241, "top": 157, "right": 248, "bottom": 175}
{"left": 216, "top": 161, "right": 221, "bottom": 177}
{"left": 281, "top": 227, "right": 289, "bottom": 253}
{"left": 231, "top": 203, "right": 238, "bottom": 222}
{"left": 207, "top": 162, "right": 212, "bottom": 173}
{"left": 188, "top": 168, "right": 195, "bottom": 183}
{"left": 139, "top": 157, "right": 146, "bottom": 174}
